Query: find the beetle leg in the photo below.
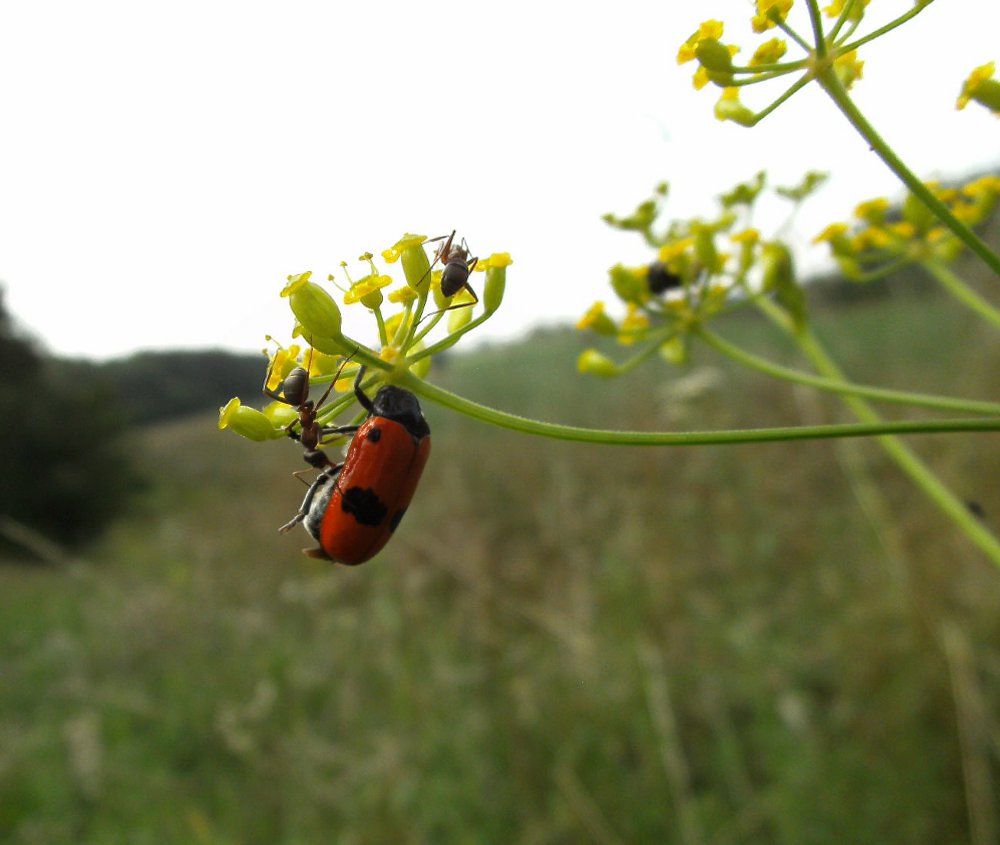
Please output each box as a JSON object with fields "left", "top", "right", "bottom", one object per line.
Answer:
{"left": 353, "top": 366, "right": 374, "bottom": 414}
{"left": 278, "top": 463, "right": 343, "bottom": 534}
{"left": 318, "top": 423, "right": 360, "bottom": 442}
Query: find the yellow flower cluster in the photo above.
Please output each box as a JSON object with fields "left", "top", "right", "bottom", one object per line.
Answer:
{"left": 813, "top": 176, "right": 1000, "bottom": 279}
{"left": 677, "top": 0, "right": 923, "bottom": 128}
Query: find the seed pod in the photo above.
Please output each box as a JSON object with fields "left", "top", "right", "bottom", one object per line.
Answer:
{"left": 281, "top": 272, "right": 343, "bottom": 344}
{"left": 218, "top": 398, "right": 283, "bottom": 441}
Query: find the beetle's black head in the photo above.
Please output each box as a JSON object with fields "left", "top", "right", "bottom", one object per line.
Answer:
{"left": 372, "top": 386, "right": 430, "bottom": 439}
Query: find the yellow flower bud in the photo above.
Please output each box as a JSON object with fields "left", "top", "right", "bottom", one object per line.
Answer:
{"left": 344, "top": 273, "right": 392, "bottom": 309}
{"left": 752, "top": 0, "right": 793, "bottom": 33}
{"left": 576, "top": 302, "right": 617, "bottom": 335}
{"left": 577, "top": 349, "right": 618, "bottom": 377}
{"left": 749, "top": 37, "right": 786, "bottom": 67}
{"left": 402, "top": 243, "right": 433, "bottom": 292}
{"left": 218, "top": 398, "right": 283, "bottom": 441}
{"left": 608, "top": 264, "right": 648, "bottom": 305}
{"left": 482, "top": 254, "right": 511, "bottom": 314}
{"left": 761, "top": 242, "right": 806, "bottom": 331}
{"left": 957, "top": 62, "right": 999, "bottom": 113}
{"left": 659, "top": 336, "right": 688, "bottom": 365}
{"left": 715, "top": 88, "right": 756, "bottom": 126}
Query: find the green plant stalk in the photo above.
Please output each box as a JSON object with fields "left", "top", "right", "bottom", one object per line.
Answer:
{"left": 756, "top": 297, "right": 1000, "bottom": 569}
{"left": 836, "top": 1, "right": 931, "bottom": 54}
{"left": 804, "top": 0, "right": 826, "bottom": 56}
{"left": 399, "top": 288, "right": 431, "bottom": 352}
{"left": 331, "top": 334, "right": 388, "bottom": 371}
{"left": 618, "top": 329, "right": 681, "bottom": 374}
{"left": 408, "top": 308, "right": 495, "bottom": 363}
{"left": 839, "top": 254, "right": 912, "bottom": 283}
{"left": 825, "top": 0, "right": 861, "bottom": 44}
{"left": 401, "top": 372, "right": 1000, "bottom": 447}
{"left": 742, "top": 74, "right": 812, "bottom": 125}
{"left": 923, "top": 259, "right": 1000, "bottom": 330}
{"left": 817, "top": 70, "right": 1000, "bottom": 281}
{"left": 775, "top": 13, "right": 813, "bottom": 53}
{"left": 696, "top": 325, "right": 1000, "bottom": 416}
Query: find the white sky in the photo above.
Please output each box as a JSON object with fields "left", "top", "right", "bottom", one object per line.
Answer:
{"left": 1, "top": 0, "right": 997, "bottom": 361}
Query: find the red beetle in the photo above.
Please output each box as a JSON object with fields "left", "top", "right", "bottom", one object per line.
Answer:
{"left": 276, "top": 365, "right": 431, "bottom": 565}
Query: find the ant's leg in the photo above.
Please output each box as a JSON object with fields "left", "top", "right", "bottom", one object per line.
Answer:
{"left": 307, "top": 351, "right": 359, "bottom": 416}
{"left": 439, "top": 264, "right": 480, "bottom": 313}
{"left": 413, "top": 230, "right": 455, "bottom": 290}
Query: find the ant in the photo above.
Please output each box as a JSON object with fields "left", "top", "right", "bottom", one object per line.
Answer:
{"left": 262, "top": 348, "right": 356, "bottom": 468}
{"left": 424, "top": 230, "right": 479, "bottom": 311}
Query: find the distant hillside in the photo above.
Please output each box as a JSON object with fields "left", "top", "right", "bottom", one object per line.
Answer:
{"left": 53, "top": 349, "right": 266, "bottom": 425}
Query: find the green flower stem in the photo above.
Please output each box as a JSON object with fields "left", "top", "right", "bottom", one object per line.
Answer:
{"left": 412, "top": 308, "right": 446, "bottom": 347}
{"left": 696, "top": 325, "right": 1000, "bottom": 416}
{"left": 837, "top": 2, "right": 932, "bottom": 54}
{"left": 804, "top": 0, "right": 826, "bottom": 56}
{"left": 776, "top": 15, "right": 813, "bottom": 53}
{"left": 817, "top": 70, "right": 1000, "bottom": 281}
{"left": 922, "top": 259, "right": 1000, "bottom": 331}
{"left": 398, "top": 289, "right": 432, "bottom": 352}
{"left": 841, "top": 254, "right": 912, "bottom": 283}
{"left": 408, "top": 308, "right": 494, "bottom": 363}
{"left": 826, "top": 0, "right": 861, "bottom": 43}
{"left": 400, "top": 372, "right": 1000, "bottom": 447}
{"left": 756, "top": 297, "right": 1000, "bottom": 568}
{"left": 729, "top": 60, "right": 808, "bottom": 77}
{"left": 741, "top": 75, "right": 811, "bottom": 125}
{"left": 373, "top": 306, "right": 388, "bottom": 348}
{"left": 617, "top": 331, "right": 679, "bottom": 374}
{"left": 390, "top": 302, "right": 414, "bottom": 348}
{"left": 331, "top": 335, "right": 388, "bottom": 371}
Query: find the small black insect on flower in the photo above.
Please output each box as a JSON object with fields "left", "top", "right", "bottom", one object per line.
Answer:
{"left": 647, "top": 261, "right": 683, "bottom": 295}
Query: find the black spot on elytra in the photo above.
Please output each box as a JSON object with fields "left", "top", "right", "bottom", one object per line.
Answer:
{"left": 389, "top": 508, "right": 407, "bottom": 533}
{"left": 341, "top": 486, "right": 388, "bottom": 526}
{"left": 366, "top": 426, "right": 382, "bottom": 443}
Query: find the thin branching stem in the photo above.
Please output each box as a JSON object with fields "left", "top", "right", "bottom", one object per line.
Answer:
{"left": 817, "top": 71, "right": 1000, "bottom": 281}
{"left": 756, "top": 297, "right": 1000, "bottom": 569}
{"left": 923, "top": 260, "right": 1000, "bottom": 330}
{"left": 696, "top": 325, "right": 1000, "bottom": 416}
{"left": 402, "top": 372, "right": 1000, "bottom": 448}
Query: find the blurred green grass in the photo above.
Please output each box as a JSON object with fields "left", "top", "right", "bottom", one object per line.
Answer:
{"left": 3, "top": 290, "right": 1000, "bottom": 844}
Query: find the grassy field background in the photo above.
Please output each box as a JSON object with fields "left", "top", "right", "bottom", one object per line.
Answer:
{"left": 3, "top": 289, "right": 1000, "bottom": 844}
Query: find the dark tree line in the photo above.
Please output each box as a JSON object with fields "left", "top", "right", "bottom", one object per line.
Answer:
{"left": 0, "top": 291, "right": 145, "bottom": 552}
{"left": 62, "top": 348, "right": 266, "bottom": 425}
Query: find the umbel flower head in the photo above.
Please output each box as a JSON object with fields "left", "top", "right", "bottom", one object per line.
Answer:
{"left": 220, "top": 232, "right": 511, "bottom": 443}
{"left": 578, "top": 170, "right": 822, "bottom": 374}
{"left": 678, "top": 0, "right": 920, "bottom": 127}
